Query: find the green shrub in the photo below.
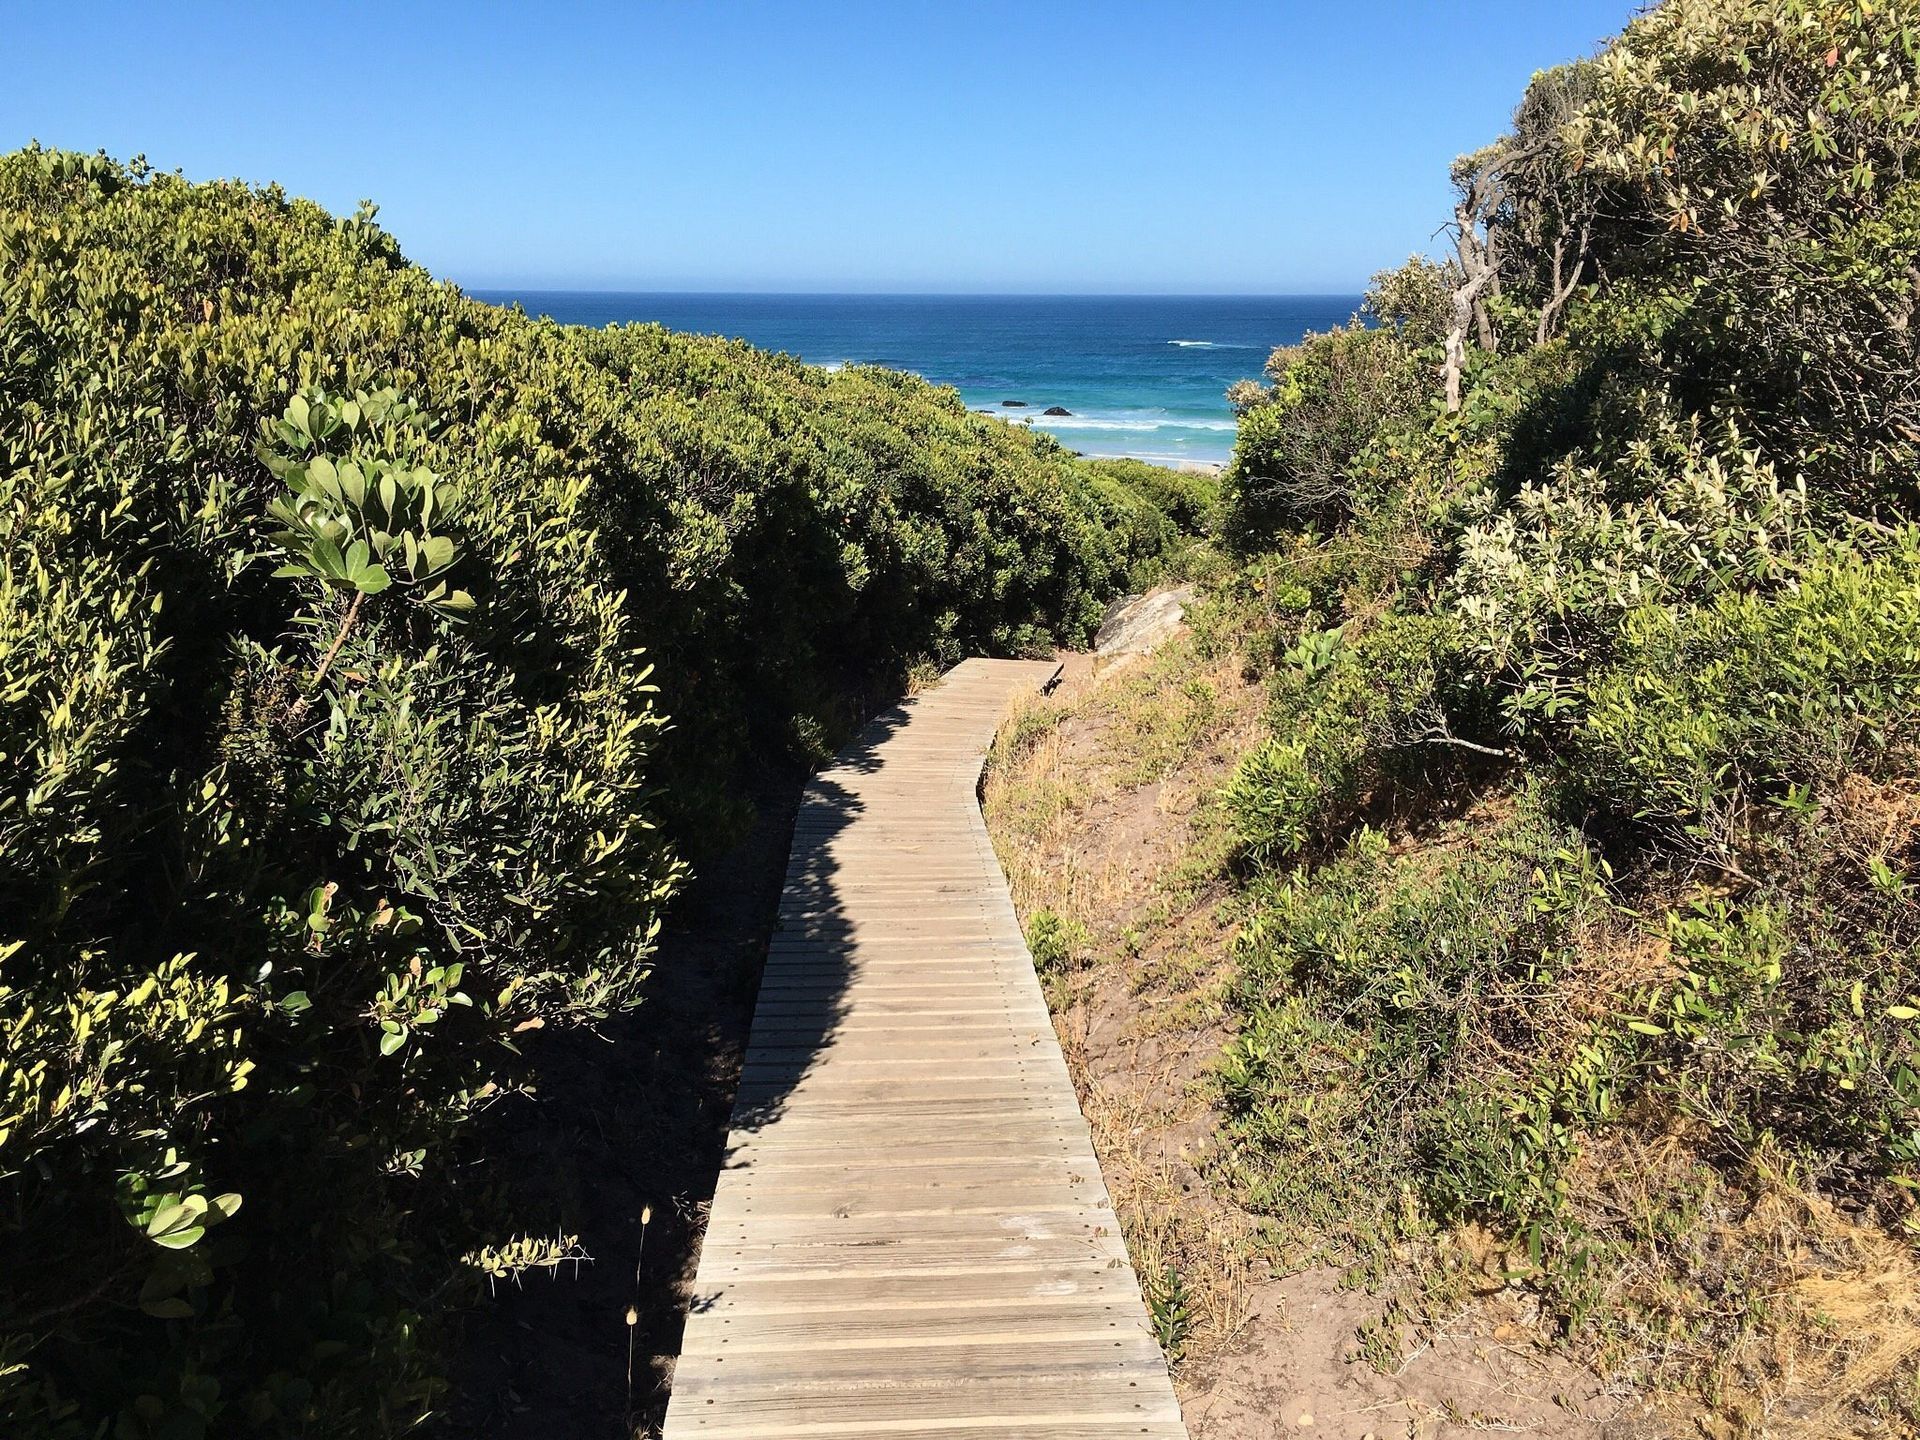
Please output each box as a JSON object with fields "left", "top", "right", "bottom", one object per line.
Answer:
{"left": 1574, "top": 532, "right": 1920, "bottom": 849}
{"left": 0, "top": 145, "right": 1181, "bottom": 1436}
{"left": 1026, "top": 909, "right": 1090, "bottom": 974}
{"left": 1451, "top": 416, "right": 1816, "bottom": 721}
{"left": 1619, "top": 895, "right": 1920, "bottom": 1179}
{"left": 1218, "top": 803, "right": 1621, "bottom": 1235}
{"left": 1083, "top": 456, "right": 1221, "bottom": 532}
{"left": 1206, "top": 0, "right": 1920, "bottom": 1406}
{"left": 1562, "top": 0, "right": 1920, "bottom": 505}
{"left": 1223, "top": 612, "right": 1466, "bottom": 859}
{"left": 1222, "top": 321, "right": 1431, "bottom": 545}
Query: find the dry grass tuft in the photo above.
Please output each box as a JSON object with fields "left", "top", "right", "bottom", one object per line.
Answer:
{"left": 1535, "top": 1130, "right": 1920, "bottom": 1438}
{"left": 983, "top": 630, "right": 1267, "bottom": 1374}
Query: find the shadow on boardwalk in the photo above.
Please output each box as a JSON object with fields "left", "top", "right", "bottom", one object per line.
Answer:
{"left": 727, "top": 695, "right": 923, "bottom": 1137}
{"left": 446, "top": 699, "right": 919, "bottom": 1438}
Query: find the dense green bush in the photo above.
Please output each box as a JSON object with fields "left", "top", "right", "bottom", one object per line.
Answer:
{"left": 1575, "top": 531, "right": 1920, "bottom": 848}
{"left": 1210, "top": 0, "right": 1920, "bottom": 1409}
{"left": 0, "top": 146, "right": 1183, "bottom": 1436}
{"left": 1557, "top": 0, "right": 1920, "bottom": 507}
{"left": 1219, "top": 802, "right": 1617, "bottom": 1233}
{"left": 1223, "top": 322, "right": 1428, "bottom": 543}
{"left": 1082, "top": 456, "right": 1220, "bottom": 532}
{"left": 1223, "top": 612, "right": 1464, "bottom": 859}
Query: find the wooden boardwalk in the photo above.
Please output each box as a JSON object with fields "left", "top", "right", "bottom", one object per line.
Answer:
{"left": 663, "top": 658, "right": 1187, "bottom": 1440}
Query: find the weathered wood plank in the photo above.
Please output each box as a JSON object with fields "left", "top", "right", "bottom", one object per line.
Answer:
{"left": 678, "top": 1299, "right": 1152, "bottom": 1355}
{"left": 666, "top": 1376, "right": 1180, "bottom": 1433}
{"left": 685, "top": 1263, "right": 1139, "bottom": 1314}
{"left": 670, "top": 1335, "right": 1170, "bottom": 1390}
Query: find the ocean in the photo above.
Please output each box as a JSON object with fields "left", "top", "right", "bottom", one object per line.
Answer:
{"left": 469, "top": 292, "right": 1362, "bottom": 468}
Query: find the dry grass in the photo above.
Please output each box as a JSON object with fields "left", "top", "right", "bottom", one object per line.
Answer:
{"left": 983, "top": 632, "right": 1267, "bottom": 1373}
{"left": 1514, "top": 1129, "right": 1920, "bottom": 1439}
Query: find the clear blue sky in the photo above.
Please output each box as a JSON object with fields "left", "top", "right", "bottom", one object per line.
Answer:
{"left": 4, "top": 1, "right": 1640, "bottom": 293}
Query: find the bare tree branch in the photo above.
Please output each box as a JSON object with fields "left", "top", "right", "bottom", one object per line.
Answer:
{"left": 1411, "top": 727, "right": 1515, "bottom": 760}
{"left": 1535, "top": 214, "right": 1592, "bottom": 346}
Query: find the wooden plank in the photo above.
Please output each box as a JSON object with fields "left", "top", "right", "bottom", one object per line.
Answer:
{"left": 720, "top": 1113, "right": 1092, "bottom": 1142}
{"left": 712, "top": 1161, "right": 1109, "bottom": 1197}
{"left": 680, "top": 1299, "right": 1148, "bottom": 1353}
{"left": 736, "top": 1056, "right": 1066, "bottom": 1079}
{"left": 729, "top": 1075, "right": 1067, "bottom": 1103}
{"left": 670, "top": 1424, "right": 1184, "bottom": 1440}
{"left": 697, "top": 1211, "right": 1121, "bottom": 1247}
{"left": 665, "top": 1376, "right": 1180, "bottom": 1431}
{"left": 719, "top": 1140, "right": 1087, "bottom": 1171}
{"left": 670, "top": 1336, "right": 1169, "bottom": 1388}
{"left": 748, "top": 983, "right": 1038, "bottom": 1002}
{"left": 686, "top": 1263, "right": 1140, "bottom": 1313}
{"left": 706, "top": 1190, "right": 1114, "bottom": 1225}
{"left": 698, "top": 1237, "right": 1130, "bottom": 1281}
{"left": 662, "top": 658, "right": 1183, "bottom": 1440}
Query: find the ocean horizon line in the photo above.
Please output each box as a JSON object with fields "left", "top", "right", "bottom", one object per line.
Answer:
{"left": 471, "top": 286, "right": 1365, "bottom": 302}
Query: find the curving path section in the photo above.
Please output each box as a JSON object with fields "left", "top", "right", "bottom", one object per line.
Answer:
{"left": 663, "top": 658, "right": 1187, "bottom": 1440}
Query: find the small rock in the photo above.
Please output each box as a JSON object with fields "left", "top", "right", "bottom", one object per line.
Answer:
{"left": 1042, "top": 405, "right": 1072, "bottom": 416}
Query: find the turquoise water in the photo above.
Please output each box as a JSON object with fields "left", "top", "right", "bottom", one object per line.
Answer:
{"left": 470, "top": 292, "right": 1362, "bottom": 467}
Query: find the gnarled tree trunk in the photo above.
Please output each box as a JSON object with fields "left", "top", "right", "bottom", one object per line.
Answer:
{"left": 1445, "top": 183, "right": 1501, "bottom": 412}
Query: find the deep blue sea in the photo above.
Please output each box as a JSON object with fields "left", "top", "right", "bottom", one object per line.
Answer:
{"left": 470, "top": 292, "right": 1362, "bottom": 467}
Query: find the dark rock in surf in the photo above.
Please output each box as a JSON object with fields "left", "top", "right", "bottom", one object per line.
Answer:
{"left": 1042, "top": 406, "right": 1072, "bottom": 416}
